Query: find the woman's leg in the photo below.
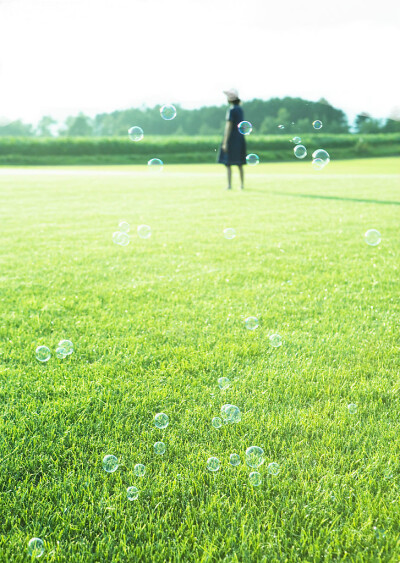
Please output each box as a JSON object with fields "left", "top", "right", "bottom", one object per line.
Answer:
{"left": 226, "top": 165, "right": 232, "bottom": 190}
{"left": 238, "top": 165, "right": 244, "bottom": 190}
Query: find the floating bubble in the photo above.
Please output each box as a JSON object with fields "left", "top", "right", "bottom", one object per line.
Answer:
{"left": 128, "top": 126, "right": 144, "bottom": 142}
{"left": 207, "top": 456, "right": 220, "bottom": 472}
{"left": 58, "top": 339, "right": 73, "bottom": 356}
{"left": 269, "top": 333, "right": 282, "bottom": 347}
{"left": 293, "top": 145, "right": 307, "bottom": 159}
{"left": 154, "top": 412, "right": 169, "bottom": 429}
{"left": 238, "top": 121, "right": 252, "bottom": 135}
{"left": 223, "top": 228, "right": 236, "bottom": 240}
{"left": 221, "top": 404, "right": 241, "bottom": 423}
{"left": 267, "top": 462, "right": 280, "bottom": 475}
{"left": 118, "top": 221, "right": 130, "bottom": 233}
{"left": 246, "top": 153, "right": 260, "bottom": 166}
{"left": 245, "top": 316, "right": 259, "bottom": 330}
{"left": 212, "top": 417, "right": 222, "bottom": 428}
{"left": 348, "top": 403, "right": 357, "bottom": 414}
{"left": 112, "top": 231, "right": 130, "bottom": 246}
{"left": 160, "top": 104, "right": 177, "bottom": 120}
{"left": 154, "top": 441, "right": 166, "bottom": 455}
{"left": 312, "top": 158, "right": 325, "bottom": 170}
{"left": 134, "top": 463, "right": 146, "bottom": 477}
{"left": 137, "top": 224, "right": 152, "bottom": 239}
{"left": 229, "top": 453, "right": 241, "bottom": 466}
{"left": 147, "top": 158, "right": 163, "bottom": 171}
{"left": 313, "top": 120, "right": 323, "bottom": 129}
{"left": 102, "top": 454, "right": 118, "bottom": 473}
{"left": 56, "top": 346, "right": 67, "bottom": 359}
{"left": 127, "top": 486, "right": 139, "bottom": 501}
{"left": 35, "top": 345, "right": 51, "bottom": 362}
{"left": 365, "top": 229, "right": 381, "bottom": 246}
{"left": 292, "top": 136, "right": 301, "bottom": 144}
{"left": 249, "top": 471, "right": 262, "bottom": 486}
{"left": 277, "top": 124, "right": 285, "bottom": 130}
{"left": 218, "top": 377, "right": 230, "bottom": 390}
{"left": 312, "top": 149, "right": 330, "bottom": 163}
{"left": 28, "top": 538, "right": 45, "bottom": 558}
{"left": 245, "top": 446, "right": 264, "bottom": 468}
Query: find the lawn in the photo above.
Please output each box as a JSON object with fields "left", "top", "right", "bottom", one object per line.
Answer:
{"left": 0, "top": 157, "right": 400, "bottom": 562}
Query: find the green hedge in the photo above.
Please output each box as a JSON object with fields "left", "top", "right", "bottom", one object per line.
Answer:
{"left": 0, "top": 134, "right": 398, "bottom": 165}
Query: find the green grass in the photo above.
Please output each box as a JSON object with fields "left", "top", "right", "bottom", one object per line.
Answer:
{"left": 1, "top": 157, "right": 400, "bottom": 562}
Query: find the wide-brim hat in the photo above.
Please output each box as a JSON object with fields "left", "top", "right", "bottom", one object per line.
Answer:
{"left": 223, "top": 88, "right": 240, "bottom": 102}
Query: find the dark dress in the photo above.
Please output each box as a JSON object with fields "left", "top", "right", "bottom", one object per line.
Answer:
{"left": 218, "top": 105, "right": 247, "bottom": 166}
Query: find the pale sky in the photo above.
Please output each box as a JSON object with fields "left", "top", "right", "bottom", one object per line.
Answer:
{"left": 0, "top": 0, "right": 399, "bottom": 126}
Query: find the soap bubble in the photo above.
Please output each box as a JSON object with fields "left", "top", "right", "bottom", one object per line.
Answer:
{"left": 56, "top": 346, "right": 67, "bottom": 359}
{"left": 245, "top": 446, "right": 264, "bottom": 468}
{"left": 160, "top": 104, "right": 177, "bottom": 120}
{"left": 218, "top": 377, "right": 230, "bottom": 390}
{"left": 312, "top": 158, "right": 325, "bottom": 170}
{"left": 148, "top": 158, "right": 163, "bottom": 171}
{"left": 127, "top": 486, "right": 139, "bottom": 501}
{"left": 118, "top": 221, "right": 130, "bottom": 233}
{"left": 292, "top": 136, "right": 301, "bottom": 144}
{"left": 246, "top": 153, "right": 259, "bottom": 166}
{"left": 28, "top": 538, "right": 45, "bottom": 558}
{"left": 207, "top": 457, "right": 220, "bottom": 472}
{"left": 58, "top": 339, "right": 73, "bottom": 356}
{"left": 223, "top": 228, "right": 236, "bottom": 240}
{"left": 35, "top": 345, "right": 51, "bottom": 362}
{"left": 245, "top": 316, "right": 259, "bottom": 330}
{"left": 154, "top": 441, "right": 166, "bottom": 455}
{"left": 221, "top": 404, "right": 241, "bottom": 423}
{"left": 238, "top": 121, "right": 252, "bottom": 135}
{"left": 154, "top": 412, "right": 169, "bottom": 429}
{"left": 312, "top": 149, "right": 330, "bottom": 163}
{"left": 112, "top": 231, "right": 130, "bottom": 246}
{"left": 102, "top": 455, "right": 118, "bottom": 473}
{"left": 229, "top": 453, "right": 241, "bottom": 466}
{"left": 212, "top": 417, "right": 222, "bottom": 429}
{"left": 134, "top": 463, "right": 146, "bottom": 477}
{"left": 313, "top": 120, "right": 323, "bottom": 129}
{"left": 294, "top": 145, "right": 307, "bottom": 159}
{"left": 348, "top": 403, "right": 357, "bottom": 414}
{"left": 365, "top": 229, "right": 381, "bottom": 246}
{"left": 277, "top": 124, "right": 285, "bottom": 130}
{"left": 249, "top": 471, "right": 262, "bottom": 486}
{"left": 137, "top": 224, "right": 152, "bottom": 239}
{"left": 267, "top": 462, "right": 280, "bottom": 475}
{"left": 269, "top": 333, "right": 282, "bottom": 347}
{"left": 128, "top": 126, "right": 144, "bottom": 142}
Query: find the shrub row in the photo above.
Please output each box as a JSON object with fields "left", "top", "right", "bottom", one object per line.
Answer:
{"left": 0, "top": 134, "right": 398, "bottom": 164}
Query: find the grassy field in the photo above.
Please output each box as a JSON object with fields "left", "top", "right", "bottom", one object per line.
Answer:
{"left": 1, "top": 157, "right": 400, "bottom": 562}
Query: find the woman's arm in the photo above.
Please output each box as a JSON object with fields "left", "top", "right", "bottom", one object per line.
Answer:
{"left": 222, "top": 121, "right": 233, "bottom": 152}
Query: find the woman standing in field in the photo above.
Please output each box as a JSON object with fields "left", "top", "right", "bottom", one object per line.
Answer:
{"left": 218, "top": 88, "right": 246, "bottom": 190}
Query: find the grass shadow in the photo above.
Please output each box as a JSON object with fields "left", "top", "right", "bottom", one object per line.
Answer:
{"left": 273, "top": 192, "right": 400, "bottom": 206}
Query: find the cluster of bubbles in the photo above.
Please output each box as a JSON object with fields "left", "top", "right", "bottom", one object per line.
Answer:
{"left": 127, "top": 104, "right": 176, "bottom": 167}
{"left": 101, "top": 413, "right": 169, "bottom": 506}
{"left": 112, "top": 221, "right": 152, "bottom": 246}
{"left": 244, "top": 318, "right": 283, "bottom": 347}
{"left": 35, "top": 339, "right": 73, "bottom": 362}
{"left": 207, "top": 446, "right": 280, "bottom": 486}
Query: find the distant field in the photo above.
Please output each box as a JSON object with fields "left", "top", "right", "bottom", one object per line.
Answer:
{"left": 0, "top": 133, "right": 399, "bottom": 165}
{"left": 1, "top": 158, "right": 400, "bottom": 562}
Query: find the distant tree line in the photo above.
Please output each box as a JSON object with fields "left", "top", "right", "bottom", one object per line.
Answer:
{"left": 1, "top": 97, "right": 399, "bottom": 137}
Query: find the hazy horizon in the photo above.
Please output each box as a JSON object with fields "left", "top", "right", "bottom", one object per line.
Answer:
{"left": 1, "top": 0, "right": 399, "bottom": 126}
